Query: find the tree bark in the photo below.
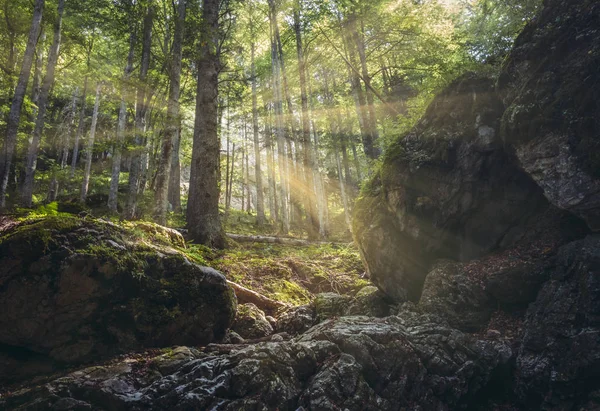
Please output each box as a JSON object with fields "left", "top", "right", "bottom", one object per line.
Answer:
{"left": 353, "top": 17, "right": 380, "bottom": 159}
{"left": 154, "top": 0, "right": 186, "bottom": 224}
{"left": 265, "top": 108, "right": 278, "bottom": 223}
{"left": 80, "top": 83, "right": 101, "bottom": 202}
{"left": 22, "top": 0, "right": 65, "bottom": 208}
{"left": 251, "top": 40, "right": 265, "bottom": 226}
{"left": 126, "top": 1, "right": 154, "bottom": 219}
{"left": 71, "top": 76, "right": 88, "bottom": 177}
{"left": 0, "top": 0, "right": 45, "bottom": 208}
{"left": 268, "top": 0, "right": 289, "bottom": 234}
{"left": 293, "top": 3, "right": 318, "bottom": 240}
{"left": 168, "top": 125, "right": 182, "bottom": 212}
{"left": 187, "top": 0, "right": 225, "bottom": 248}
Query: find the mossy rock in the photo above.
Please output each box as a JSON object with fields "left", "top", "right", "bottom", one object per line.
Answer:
{"left": 231, "top": 303, "right": 274, "bottom": 339}
{"left": 0, "top": 216, "right": 236, "bottom": 385}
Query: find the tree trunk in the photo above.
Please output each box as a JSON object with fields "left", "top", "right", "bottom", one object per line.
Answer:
{"left": 293, "top": 3, "right": 318, "bottom": 239}
{"left": 342, "top": 15, "right": 378, "bottom": 161}
{"left": 126, "top": 1, "right": 154, "bottom": 219}
{"left": 154, "top": 0, "right": 186, "bottom": 224}
{"left": 335, "top": 144, "right": 352, "bottom": 231}
{"left": 265, "top": 110, "right": 277, "bottom": 223}
{"left": 251, "top": 40, "right": 265, "bottom": 226}
{"left": 351, "top": 137, "right": 363, "bottom": 182}
{"left": 268, "top": 0, "right": 289, "bottom": 234}
{"left": 353, "top": 18, "right": 380, "bottom": 159}
{"left": 227, "top": 143, "right": 236, "bottom": 211}
{"left": 22, "top": 0, "right": 65, "bottom": 207}
{"left": 168, "top": 125, "right": 182, "bottom": 212}
{"left": 0, "top": 0, "right": 45, "bottom": 208}
{"left": 245, "top": 124, "right": 251, "bottom": 213}
{"left": 80, "top": 83, "right": 101, "bottom": 202}
{"left": 276, "top": 23, "right": 302, "bottom": 228}
{"left": 225, "top": 112, "right": 231, "bottom": 211}
{"left": 71, "top": 76, "right": 88, "bottom": 178}
{"left": 186, "top": 0, "right": 225, "bottom": 248}
{"left": 108, "top": 30, "right": 136, "bottom": 213}
{"left": 31, "top": 29, "right": 45, "bottom": 120}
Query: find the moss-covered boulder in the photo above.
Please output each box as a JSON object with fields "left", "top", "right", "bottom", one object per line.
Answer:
{"left": 353, "top": 72, "right": 547, "bottom": 302}
{"left": 499, "top": 0, "right": 600, "bottom": 231}
{"left": 231, "top": 303, "right": 274, "bottom": 339}
{"left": 0, "top": 216, "right": 236, "bottom": 384}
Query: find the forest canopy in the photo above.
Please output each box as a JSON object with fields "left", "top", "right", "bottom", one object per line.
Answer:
{"left": 0, "top": 0, "right": 540, "bottom": 246}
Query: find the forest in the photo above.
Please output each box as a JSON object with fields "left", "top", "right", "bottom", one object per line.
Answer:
{"left": 0, "top": 0, "right": 538, "bottom": 243}
{"left": 3, "top": 0, "right": 600, "bottom": 409}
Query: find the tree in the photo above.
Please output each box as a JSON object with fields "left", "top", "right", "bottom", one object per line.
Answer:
{"left": 126, "top": 0, "right": 154, "bottom": 219}
{"left": 154, "top": 0, "right": 186, "bottom": 224}
{"left": 22, "top": 0, "right": 66, "bottom": 208}
{"left": 0, "top": 0, "right": 45, "bottom": 208}
{"left": 80, "top": 82, "right": 101, "bottom": 202}
{"left": 187, "top": 0, "right": 225, "bottom": 248}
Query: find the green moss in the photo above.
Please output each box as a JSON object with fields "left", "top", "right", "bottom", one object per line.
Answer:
{"left": 268, "top": 280, "right": 312, "bottom": 305}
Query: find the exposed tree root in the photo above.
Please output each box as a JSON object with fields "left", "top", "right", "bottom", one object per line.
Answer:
{"left": 227, "top": 280, "right": 290, "bottom": 314}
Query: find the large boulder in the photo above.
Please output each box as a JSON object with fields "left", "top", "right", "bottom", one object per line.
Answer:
{"left": 354, "top": 72, "right": 547, "bottom": 302}
{"left": 515, "top": 235, "right": 600, "bottom": 409}
{"left": 499, "top": 0, "right": 600, "bottom": 231}
{"left": 1, "top": 312, "right": 511, "bottom": 410}
{"left": 0, "top": 217, "right": 237, "bottom": 384}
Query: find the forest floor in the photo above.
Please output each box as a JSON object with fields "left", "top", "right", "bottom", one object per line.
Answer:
{"left": 10, "top": 203, "right": 367, "bottom": 306}
{"left": 184, "top": 208, "right": 367, "bottom": 305}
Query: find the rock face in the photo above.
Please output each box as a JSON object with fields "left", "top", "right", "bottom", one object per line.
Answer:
{"left": 515, "top": 235, "right": 600, "bottom": 409}
{"left": 499, "top": 1, "right": 600, "bottom": 231}
{"left": 0, "top": 217, "right": 237, "bottom": 384}
{"left": 1, "top": 312, "right": 511, "bottom": 411}
{"left": 353, "top": 72, "right": 547, "bottom": 302}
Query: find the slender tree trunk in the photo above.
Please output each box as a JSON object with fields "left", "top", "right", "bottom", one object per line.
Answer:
{"left": 265, "top": 110, "right": 277, "bottom": 223}
{"left": 276, "top": 22, "right": 302, "bottom": 227}
{"left": 268, "top": 0, "right": 289, "bottom": 234}
{"left": 351, "top": 137, "right": 362, "bottom": 182}
{"left": 244, "top": 122, "right": 251, "bottom": 213}
{"left": 154, "top": 0, "right": 186, "bottom": 224}
{"left": 61, "top": 89, "right": 78, "bottom": 169}
{"left": 168, "top": 125, "right": 182, "bottom": 212}
{"left": 22, "top": 0, "right": 65, "bottom": 207}
{"left": 108, "top": 30, "right": 136, "bottom": 212}
{"left": 225, "top": 112, "right": 231, "bottom": 211}
{"left": 342, "top": 15, "right": 378, "bottom": 161}
{"left": 126, "top": 1, "right": 154, "bottom": 219}
{"left": 353, "top": 18, "right": 380, "bottom": 159}
{"left": 71, "top": 76, "right": 88, "bottom": 177}
{"left": 227, "top": 143, "right": 236, "bottom": 211}
{"left": 341, "top": 138, "right": 351, "bottom": 186}
{"left": 293, "top": 3, "right": 318, "bottom": 239}
{"left": 187, "top": 0, "right": 225, "bottom": 248}
{"left": 0, "top": 0, "right": 45, "bottom": 208}
{"left": 251, "top": 41, "right": 265, "bottom": 225}
{"left": 80, "top": 83, "right": 101, "bottom": 202}
{"left": 312, "top": 123, "right": 326, "bottom": 238}
{"left": 31, "top": 29, "right": 45, "bottom": 119}
{"left": 335, "top": 144, "right": 351, "bottom": 231}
